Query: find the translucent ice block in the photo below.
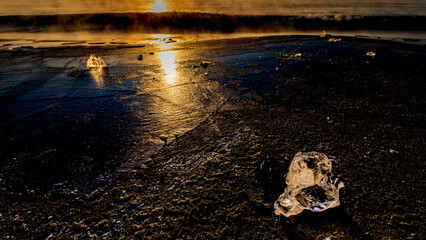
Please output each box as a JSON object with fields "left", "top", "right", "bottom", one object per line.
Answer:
{"left": 87, "top": 54, "right": 107, "bottom": 69}
{"left": 274, "top": 152, "right": 344, "bottom": 217}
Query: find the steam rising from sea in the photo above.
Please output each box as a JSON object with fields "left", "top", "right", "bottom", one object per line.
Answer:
{"left": 1, "top": 13, "right": 425, "bottom": 34}
{"left": 0, "top": 1, "right": 425, "bottom": 46}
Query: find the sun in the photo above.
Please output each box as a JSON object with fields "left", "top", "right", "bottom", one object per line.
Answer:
{"left": 151, "top": 0, "right": 167, "bottom": 13}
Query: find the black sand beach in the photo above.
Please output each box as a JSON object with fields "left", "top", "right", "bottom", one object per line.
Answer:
{"left": 0, "top": 35, "right": 425, "bottom": 239}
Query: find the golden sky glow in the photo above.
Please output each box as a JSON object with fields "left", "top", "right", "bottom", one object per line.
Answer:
{"left": 1, "top": 0, "right": 424, "bottom": 16}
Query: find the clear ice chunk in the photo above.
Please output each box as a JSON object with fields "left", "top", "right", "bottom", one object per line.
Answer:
{"left": 86, "top": 54, "right": 108, "bottom": 69}
{"left": 366, "top": 51, "right": 376, "bottom": 57}
{"left": 328, "top": 38, "right": 341, "bottom": 42}
{"left": 274, "top": 152, "right": 344, "bottom": 217}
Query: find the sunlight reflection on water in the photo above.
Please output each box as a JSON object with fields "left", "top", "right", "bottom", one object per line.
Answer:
{"left": 157, "top": 50, "right": 177, "bottom": 84}
{"left": 153, "top": 34, "right": 178, "bottom": 85}
{"left": 89, "top": 68, "right": 105, "bottom": 87}
{"left": 140, "top": 33, "right": 194, "bottom": 140}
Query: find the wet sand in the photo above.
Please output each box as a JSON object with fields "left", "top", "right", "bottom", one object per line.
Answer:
{"left": 0, "top": 35, "right": 425, "bottom": 239}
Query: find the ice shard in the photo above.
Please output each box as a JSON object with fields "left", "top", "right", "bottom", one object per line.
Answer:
{"left": 86, "top": 54, "right": 108, "bottom": 69}
{"left": 366, "top": 51, "right": 376, "bottom": 57}
{"left": 274, "top": 152, "right": 344, "bottom": 217}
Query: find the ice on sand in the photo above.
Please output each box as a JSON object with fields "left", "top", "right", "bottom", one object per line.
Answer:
{"left": 87, "top": 55, "right": 108, "bottom": 69}
{"left": 328, "top": 38, "right": 341, "bottom": 42}
{"left": 320, "top": 30, "right": 328, "bottom": 38}
{"left": 274, "top": 152, "right": 344, "bottom": 217}
{"left": 366, "top": 51, "right": 376, "bottom": 57}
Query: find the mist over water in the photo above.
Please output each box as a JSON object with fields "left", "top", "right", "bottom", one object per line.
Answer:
{"left": 1, "top": 0, "right": 425, "bottom": 16}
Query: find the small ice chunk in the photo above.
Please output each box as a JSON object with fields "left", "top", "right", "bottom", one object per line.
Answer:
{"left": 389, "top": 149, "right": 399, "bottom": 155}
{"left": 274, "top": 152, "right": 344, "bottom": 217}
{"left": 366, "top": 51, "right": 376, "bottom": 57}
{"left": 280, "top": 53, "right": 302, "bottom": 60}
{"left": 87, "top": 54, "right": 108, "bottom": 69}
{"left": 193, "top": 61, "right": 213, "bottom": 68}
{"left": 293, "top": 53, "right": 302, "bottom": 58}
{"left": 165, "top": 38, "right": 177, "bottom": 43}
{"left": 328, "top": 38, "right": 341, "bottom": 42}
{"left": 200, "top": 61, "right": 212, "bottom": 68}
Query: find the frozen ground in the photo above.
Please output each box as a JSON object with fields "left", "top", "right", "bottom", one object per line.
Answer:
{"left": 0, "top": 35, "right": 425, "bottom": 239}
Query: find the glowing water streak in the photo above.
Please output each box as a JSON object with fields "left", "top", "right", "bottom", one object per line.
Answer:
{"left": 153, "top": 34, "right": 178, "bottom": 84}
{"left": 87, "top": 55, "right": 107, "bottom": 87}
{"left": 157, "top": 50, "right": 177, "bottom": 84}
{"left": 89, "top": 68, "right": 105, "bottom": 87}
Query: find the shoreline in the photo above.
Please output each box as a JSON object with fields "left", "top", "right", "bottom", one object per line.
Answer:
{"left": 0, "top": 31, "right": 425, "bottom": 51}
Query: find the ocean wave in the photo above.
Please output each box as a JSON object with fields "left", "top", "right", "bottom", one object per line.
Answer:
{"left": 0, "top": 13, "right": 425, "bottom": 33}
